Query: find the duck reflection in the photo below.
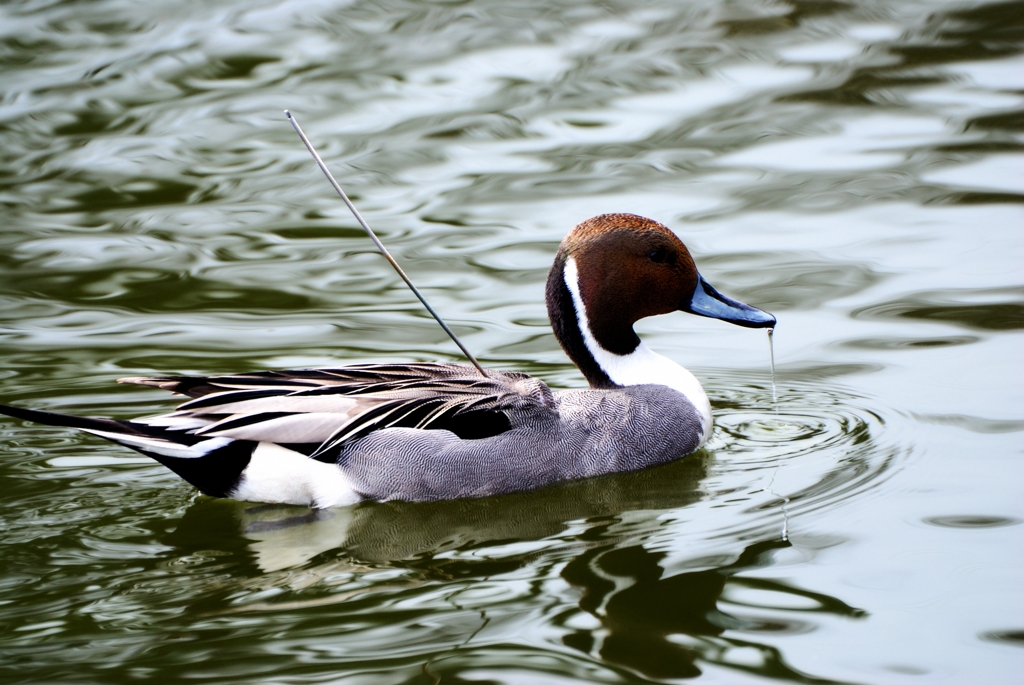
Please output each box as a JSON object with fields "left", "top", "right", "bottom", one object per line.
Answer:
{"left": 171, "top": 452, "right": 711, "bottom": 573}
{"left": 561, "top": 539, "right": 865, "bottom": 681}
{"left": 168, "top": 453, "right": 863, "bottom": 682}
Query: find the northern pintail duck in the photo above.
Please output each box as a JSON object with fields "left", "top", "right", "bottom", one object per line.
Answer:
{"left": 0, "top": 213, "right": 774, "bottom": 507}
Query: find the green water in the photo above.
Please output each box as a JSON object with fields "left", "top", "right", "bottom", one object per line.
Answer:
{"left": 1, "top": 0, "right": 1022, "bottom": 682}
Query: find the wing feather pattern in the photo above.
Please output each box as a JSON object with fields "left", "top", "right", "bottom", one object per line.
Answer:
{"left": 119, "top": 363, "right": 557, "bottom": 462}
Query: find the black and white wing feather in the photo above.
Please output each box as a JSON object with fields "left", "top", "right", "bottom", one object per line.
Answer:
{"left": 120, "top": 363, "right": 557, "bottom": 461}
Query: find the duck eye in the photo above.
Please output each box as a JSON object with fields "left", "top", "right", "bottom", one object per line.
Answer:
{"left": 649, "top": 247, "right": 668, "bottom": 263}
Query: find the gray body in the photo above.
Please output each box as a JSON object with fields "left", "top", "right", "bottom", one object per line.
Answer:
{"left": 340, "top": 384, "right": 703, "bottom": 501}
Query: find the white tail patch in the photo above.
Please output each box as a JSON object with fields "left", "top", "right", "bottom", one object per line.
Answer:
{"left": 231, "top": 442, "right": 361, "bottom": 509}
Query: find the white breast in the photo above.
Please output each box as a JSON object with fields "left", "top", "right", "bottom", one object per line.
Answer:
{"left": 564, "top": 257, "right": 712, "bottom": 441}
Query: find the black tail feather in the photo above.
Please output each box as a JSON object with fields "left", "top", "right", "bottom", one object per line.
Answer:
{"left": 0, "top": 403, "right": 141, "bottom": 435}
{"left": 0, "top": 403, "right": 252, "bottom": 498}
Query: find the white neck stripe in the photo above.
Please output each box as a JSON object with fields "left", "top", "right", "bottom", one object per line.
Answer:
{"left": 563, "top": 257, "right": 712, "bottom": 439}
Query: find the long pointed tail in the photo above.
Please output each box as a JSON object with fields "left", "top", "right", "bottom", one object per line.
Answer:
{"left": 0, "top": 403, "right": 130, "bottom": 432}
{"left": 0, "top": 403, "right": 252, "bottom": 498}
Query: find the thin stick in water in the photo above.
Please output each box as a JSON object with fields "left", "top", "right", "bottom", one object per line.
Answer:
{"left": 284, "top": 110, "right": 487, "bottom": 377}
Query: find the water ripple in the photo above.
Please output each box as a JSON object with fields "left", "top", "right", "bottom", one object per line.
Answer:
{"left": 704, "top": 372, "right": 902, "bottom": 540}
{"left": 0, "top": 0, "right": 1021, "bottom": 682}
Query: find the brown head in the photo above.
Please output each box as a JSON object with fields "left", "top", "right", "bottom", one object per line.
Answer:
{"left": 545, "top": 213, "right": 775, "bottom": 388}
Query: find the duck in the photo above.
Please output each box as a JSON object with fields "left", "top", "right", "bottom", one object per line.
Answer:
{"left": 0, "top": 213, "right": 775, "bottom": 507}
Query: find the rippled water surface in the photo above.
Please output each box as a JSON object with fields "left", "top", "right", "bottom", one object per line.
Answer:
{"left": 1, "top": 0, "right": 1022, "bottom": 682}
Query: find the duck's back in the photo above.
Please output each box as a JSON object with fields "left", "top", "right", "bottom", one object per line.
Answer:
{"left": 339, "top": 384, "right": 705, "bottom": 501}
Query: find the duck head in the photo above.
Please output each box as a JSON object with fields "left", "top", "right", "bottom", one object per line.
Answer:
{"left": 545, "top": 213, "right": 775, "bottom": 389}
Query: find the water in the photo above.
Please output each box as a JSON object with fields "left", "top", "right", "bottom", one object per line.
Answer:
{"left": 1, "top": 0, "right": 1022, "bottom": 682}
